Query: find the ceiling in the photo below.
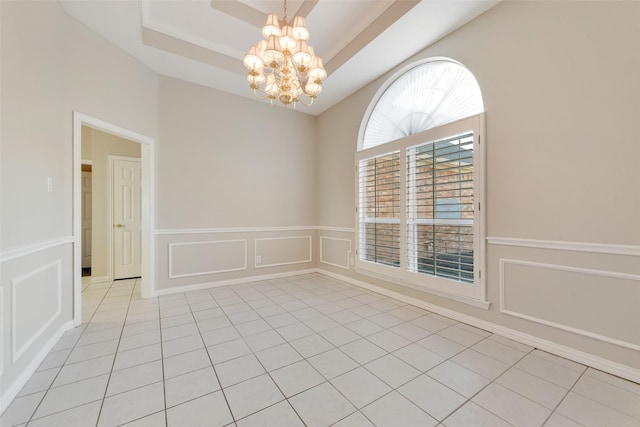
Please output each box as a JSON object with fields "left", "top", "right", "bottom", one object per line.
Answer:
{"left": 60, "top": 0, "right": 501, "bottom": 115}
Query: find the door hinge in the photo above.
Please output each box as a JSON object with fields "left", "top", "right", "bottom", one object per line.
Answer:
{"left": 479, "top": 270, "right": 481, "bottom": 279}
{"left": 478, "top": 202, "right": 481, "bottom": 211}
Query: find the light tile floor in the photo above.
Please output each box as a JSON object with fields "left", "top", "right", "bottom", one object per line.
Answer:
{"left": 2, "top": 273, "right": 640, "bottom": 426}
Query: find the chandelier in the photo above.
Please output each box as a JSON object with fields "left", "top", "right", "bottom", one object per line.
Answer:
{"left": 243, "top": 0, "right": 326, "bottom": 108}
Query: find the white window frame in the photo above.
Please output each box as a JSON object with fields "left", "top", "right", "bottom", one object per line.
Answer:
{"left": 356, "top": 114, "right": 488, "bottom": 308}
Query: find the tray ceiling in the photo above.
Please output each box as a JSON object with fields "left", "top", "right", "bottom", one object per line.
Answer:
{"left": 60, "top": 0, "right": 501, "bottom": 115}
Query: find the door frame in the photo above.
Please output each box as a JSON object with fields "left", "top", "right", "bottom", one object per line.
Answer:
{"left": 73, "top": 112, "right": 156, "bottom": 327}
{"left": 108, "top": 155, "right": 142, "bottom": 282}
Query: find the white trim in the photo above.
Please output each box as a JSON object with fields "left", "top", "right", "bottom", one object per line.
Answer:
{"left": 0, "top": 237, "right": 74, "bottom": 263}
{"left": 499, "top": 258, "right": 640, "bottom": 352}
{"left": 168, "top": 240, "right": 248, "bottom": 278}
{"left": 317, "top": 268, "right": 640, "bottom": 383}
{"left": 74, "top": 111, "right": 157, "bottom": 329}
{"left": 155, "top": 268, "right": 319, "bottom": 296}
{"left": 81, "top": 159, "right": 93, "bottom": 166}
{"left": 487, "top": 236, "right": 640, "bottom": 256}
{"left": 156, "top": 226, "right": 317, "bottom": 235}
{"left": 11, "top": 261, "right": 62, "bottom": 363}
{"left": 355, "top": 267, "right": 491, "bottom": 310}
{"left": 355, "top": 114, "right": 487, "bottom": 303}
{"left": 90, "top": 276, "right": 110, "bottom": 284}
{"left": 320, "top": 236, "right": 352, "bottom": 270}
{"left": 316, "top": 226, "right": 355, "bottom": 233}
{"left": 155, "top": 226, "right": 356, "bottom": 235}
{"left": 0, "top": 320, "right": 74, "bottom": 415}
{"left": 254, "top": 236, "right": 313, "bottom": 269}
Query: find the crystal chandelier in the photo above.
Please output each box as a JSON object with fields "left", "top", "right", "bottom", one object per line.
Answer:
{"left": 243, "top": 0, "right": 327, "bottom": 108}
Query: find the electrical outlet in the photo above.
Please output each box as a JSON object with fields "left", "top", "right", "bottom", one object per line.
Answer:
{"left": 47, "top": 176, "right": 53, "bottom": 192}
{"left": 256, "top": 255, "right": 262, "bottom": 264}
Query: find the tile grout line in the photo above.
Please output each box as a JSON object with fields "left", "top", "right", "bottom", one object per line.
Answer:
{"left": 179, "top": 288, "right": 239, "bottom": 426}
{"left": 437, "top": 335, "right": 535, "bottom": 427}
{"left": 22, "top": 279, "right": 117, "bottom": 425}
{"left": 540, "top": 368, "right": 589, "bottom": 427}
{"left": 95, "top": 278, "right": 138, "bottom": 427}
{"left": 208, "top": 282, "right": 308, "bottom": 425}
{"left": 10, "top": 273, "right": 638, "bottom": 427}
{"left": 157, "top": 283, "right": 171, "bottom": 427}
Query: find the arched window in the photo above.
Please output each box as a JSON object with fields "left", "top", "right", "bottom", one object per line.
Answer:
{"left": 356, "top": 59, "right": 487, "bottom": 306}
{"left": 360, "top": 59, "right": 484, "bottom": 150}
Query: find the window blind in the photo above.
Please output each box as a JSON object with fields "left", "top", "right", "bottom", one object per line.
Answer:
{"left": 358, "top": 152, "right": 401, "bottom": 268}
{"left": 407, "top": 132, "right": 474, "bottom": 283}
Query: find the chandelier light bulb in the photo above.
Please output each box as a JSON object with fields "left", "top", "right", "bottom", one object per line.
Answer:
{"left": 243, "top": 0, "right": 326, "bottom": 108}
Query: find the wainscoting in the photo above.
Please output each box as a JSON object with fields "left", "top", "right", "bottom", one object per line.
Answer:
{"left": 0, "top": 237, "right": 75, "bottom": 413}
{"left": 499, "top": 258, "right": 640, "bottom": 351}
{"left": 320, "top": 236, "right": 353, "bottom": 270}
{"left": 169, "top": 240, "right": 248, "bottom": 278}
{"left": 488, "top": 237, "right": 640, "bottom": 353}
{"left": 155, "top": 227, "right": 317, "bottom": 294}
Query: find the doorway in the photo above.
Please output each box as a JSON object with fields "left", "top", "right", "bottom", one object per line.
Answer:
{"left": 81, "top": 163, "right": 92, "bottom": 279}
{"left": 73, "top": 112, "right": 156, "bottom": 326}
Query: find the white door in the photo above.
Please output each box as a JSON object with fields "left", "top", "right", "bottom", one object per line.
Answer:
{"left": 113, "top": 158, "right": 142, "bottom": 279}
{"left": 81, "top": 170, "right": 92, "bottom": 269}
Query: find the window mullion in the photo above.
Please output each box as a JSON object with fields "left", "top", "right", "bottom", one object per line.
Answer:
{"left": 399, "top": 147, "right": 408, "bottom": 274}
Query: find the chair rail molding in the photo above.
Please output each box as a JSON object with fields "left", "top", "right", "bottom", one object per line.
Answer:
{"left": 487, "top": 236, "right": 640, "bottom": 256}
{"left": 0, "top": 236, "right": 74, "bottom": 263}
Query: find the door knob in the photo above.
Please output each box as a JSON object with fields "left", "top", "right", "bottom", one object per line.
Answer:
{"left": 114, "top": 224, "right": 125, "bottom": 228}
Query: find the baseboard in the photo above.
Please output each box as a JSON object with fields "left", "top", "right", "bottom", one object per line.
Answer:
{"left": 318, "top": 268, "right": 640, "bottom": 384}
{"left": 155, "top": 268, "right": 319, "bottom": 296}
{"left": 0, "top": 320, "right": 74, "bottom": 415}
{"left": 90, "top": 276, "right": 109, "bottom": 284}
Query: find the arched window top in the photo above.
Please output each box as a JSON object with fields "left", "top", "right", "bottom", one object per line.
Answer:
{"left": 360, "top": 59, "right": 484, "bottom": 150}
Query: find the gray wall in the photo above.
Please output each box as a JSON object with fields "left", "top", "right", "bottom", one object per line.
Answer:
{"left": 0, "top": 0, "right": 157, "bottom": 406}
{"left": 2, "top": 0, "right": 640, "bottom": 412}
{"left": 155, "top": 77, "right": 317, "bottom": 291}
{"left": 316, "top": 0, "right": 640, "bottom": 374}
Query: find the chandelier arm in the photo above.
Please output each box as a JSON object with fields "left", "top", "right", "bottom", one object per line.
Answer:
{"left": 252, "top": 87, "right": 272, "bottom": 100}
{"left": 295, "top": 94, "right": 315, "bottom": 107}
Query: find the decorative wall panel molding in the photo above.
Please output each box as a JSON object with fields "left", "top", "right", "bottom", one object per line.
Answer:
{"left": 11, "top": 260, "right": 62, "bottom": 362}
{"left": 169, "top": 240, "right": 247, "bottom": 278}
{"left": 320, "top": 236, "right": 352, "bottom": 270}
{"left": 0, "top": 320, "right": 73, "bottom": 417}
{"left": 499, "top": 258, "right": 640, "bottom": 352}
{"left": 255, "top": 236, "right": 312, "bottom": 268}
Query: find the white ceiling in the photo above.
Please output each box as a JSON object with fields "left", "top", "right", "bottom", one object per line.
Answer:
{"left": 60, "top": 0, "right": 501, "bottom": 115}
